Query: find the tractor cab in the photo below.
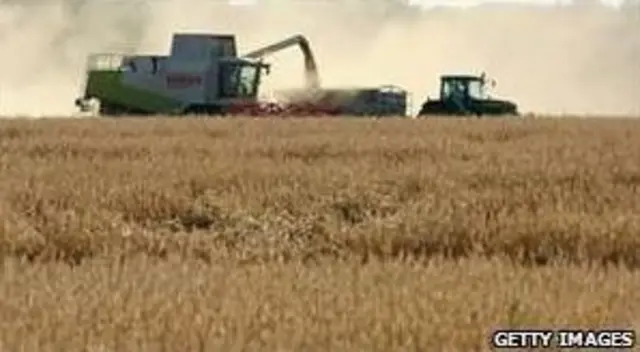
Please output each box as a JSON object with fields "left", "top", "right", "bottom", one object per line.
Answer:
{"left": 440, "top": 75, "right": 488, "bottom": 103}
{"left": 418, "top": 73, "right": 519, "bottom": 117}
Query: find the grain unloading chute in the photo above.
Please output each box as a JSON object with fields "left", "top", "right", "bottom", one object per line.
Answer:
{"left": 242, "top": 34, "right": 320, "bottom": 91}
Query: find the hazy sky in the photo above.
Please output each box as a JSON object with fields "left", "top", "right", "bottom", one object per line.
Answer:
{"left": 408, "top": 0, "right": 627, "bottom": 7}
{"left": 228, "top": 0, "right": 630, "bottom": 7}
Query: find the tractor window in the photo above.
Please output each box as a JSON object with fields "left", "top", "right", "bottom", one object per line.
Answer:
{"left": 219, "top": 62, "right": 260, "bottom": 99}
{"left": 468, "top": 80, "right": 487, "bottom": 100}
{"left": 442, "top": 81, "right": 452, "bottom": 99}
{"left": 442, "top": 80, "right": 466, "bottom": 101}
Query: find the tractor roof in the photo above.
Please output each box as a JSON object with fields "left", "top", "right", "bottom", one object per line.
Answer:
{"left": 441, "top": 74, "right": 482, "bottom": 81}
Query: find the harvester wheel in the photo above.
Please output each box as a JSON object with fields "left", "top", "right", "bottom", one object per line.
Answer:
{"left": 98, "top": 102, "right": 126, "bottom": 116}
{"left": 98, "top": 101, "right": 149, "bottom": 117}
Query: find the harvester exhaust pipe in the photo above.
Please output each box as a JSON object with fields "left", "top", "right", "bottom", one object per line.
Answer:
{"left": 242, "top": 34, "right": 320, "bottom": 91}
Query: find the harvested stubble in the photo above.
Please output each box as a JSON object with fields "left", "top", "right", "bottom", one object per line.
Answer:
{"left": 0, "top": 116, "right": 639, "bottom": 351}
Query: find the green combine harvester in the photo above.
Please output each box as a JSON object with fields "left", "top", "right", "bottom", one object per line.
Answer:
{"left": 74, "top": 33, "right": 409, "bottom": 117}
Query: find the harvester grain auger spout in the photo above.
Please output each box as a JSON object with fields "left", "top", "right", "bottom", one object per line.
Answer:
{"left": 242, "top": 34, "right": 320, "bottom": 91}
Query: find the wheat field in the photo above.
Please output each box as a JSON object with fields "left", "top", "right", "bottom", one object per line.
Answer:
{"left": 0, "top": 116, "right": 638, "bottom": 351}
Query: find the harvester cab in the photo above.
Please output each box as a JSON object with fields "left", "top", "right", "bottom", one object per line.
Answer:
{"left": 417, "top": 73, "right": 519, "bottom": 117}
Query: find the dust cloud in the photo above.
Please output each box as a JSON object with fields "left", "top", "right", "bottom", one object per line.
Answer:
{"left": 0, "top": 0, "right": 638, "bottom": 116}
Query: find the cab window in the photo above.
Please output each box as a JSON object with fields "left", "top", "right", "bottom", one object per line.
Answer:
{"left": 219, "top": 62, "right": 260, "bottom": 98}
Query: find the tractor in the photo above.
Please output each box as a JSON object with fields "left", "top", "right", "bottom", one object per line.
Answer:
{"left": 417, "top": 73, "right": 519, "bottom": 117}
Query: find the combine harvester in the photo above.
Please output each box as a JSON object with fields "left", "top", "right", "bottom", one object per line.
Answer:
{"left": 75, "top": 33, "right": 409, "bottom": 117}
